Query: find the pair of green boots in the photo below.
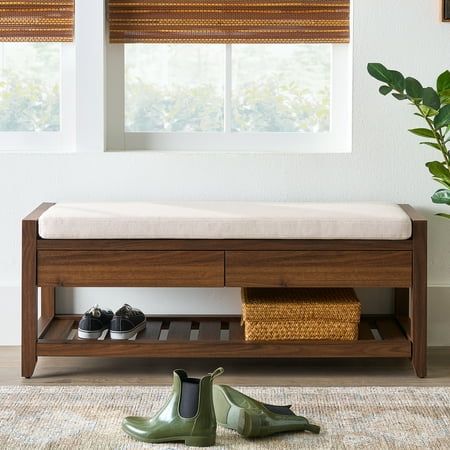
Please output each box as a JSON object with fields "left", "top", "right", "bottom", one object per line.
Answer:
{"left": 122, "top": 367, "right": 320, "bottom": 447}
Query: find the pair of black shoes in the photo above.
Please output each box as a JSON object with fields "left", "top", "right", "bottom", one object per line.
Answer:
{"left": 78, "top": 304, "right": 146, "bottom": 340}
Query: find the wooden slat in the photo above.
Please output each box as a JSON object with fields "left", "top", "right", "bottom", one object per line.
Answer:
{"left": 141, "top": 320, "right": 162, "bottom": 340}
{"left": 229, "top": 321, "right": 244, "bottom": 341}
{"left": 37, "top": 239, "right": 412, "bottom": 252}
{"left": 198, "top": 321, "right": 221, "bottom": 341}
{"left": 226, "top": 251, "right": 412, "bottom": 288}
{"left": 38, "top": 250, "right": 224, "bottom": 287}
{"left": 376, "top": 319, "right": 405, "bottom": 341}
{"left": 358, "top": 321, "right": 374, "bottom": 340}
{"left": 42, "top": 319, "right": 75, "bottom": 340}
{"left": 167, "top": 321, "right": 192, "bottom": 341}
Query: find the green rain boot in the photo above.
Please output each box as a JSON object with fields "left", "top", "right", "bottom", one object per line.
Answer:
{"left": 122, "top": 367, "right": 224, "bottom": 447}
{"left": 213, "top": 384, "right": 320, "bottom": 438}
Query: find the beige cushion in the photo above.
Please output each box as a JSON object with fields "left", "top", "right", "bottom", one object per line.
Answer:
{"left": 38, "top": 202, "right": 412, "bottom": 240}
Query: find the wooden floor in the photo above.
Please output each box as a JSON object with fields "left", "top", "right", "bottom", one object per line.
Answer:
{"left": 1, "top": 346, "right": 450, "bottom": 386}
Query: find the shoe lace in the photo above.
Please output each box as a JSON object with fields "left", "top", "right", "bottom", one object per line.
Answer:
{"left": 86, "top": 304, "right": 101, "bottom": 318}
{"left": 116, "top": 303, "right": 138, "bottom": 318}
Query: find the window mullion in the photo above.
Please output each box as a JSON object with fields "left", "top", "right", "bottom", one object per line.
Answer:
{"left": 75, "top": 0, "right": 106, "bottom": 152}
{"left": 224, "top": 44, "right": 232, "bottom": 133}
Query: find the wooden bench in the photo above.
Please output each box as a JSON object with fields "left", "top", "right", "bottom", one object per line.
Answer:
{"left": 22, "top": 202, "right": 427, "bottom": 378}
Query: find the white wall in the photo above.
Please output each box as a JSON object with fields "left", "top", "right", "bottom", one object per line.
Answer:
{"left": 0, "top": 0, "right": 449, "bottom": 345}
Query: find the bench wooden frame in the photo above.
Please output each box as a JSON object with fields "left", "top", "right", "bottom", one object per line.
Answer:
{"left": 22, "top": 203, "right": 427, "bottom": 378}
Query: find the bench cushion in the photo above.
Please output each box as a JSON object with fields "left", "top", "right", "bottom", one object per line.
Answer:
{"left": 38, "top": 202, "right": 412, "bottom": 240}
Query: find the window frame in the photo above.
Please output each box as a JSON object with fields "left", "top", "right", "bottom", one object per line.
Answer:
{"left": 107, "top": 43, "right": 351, "bottom": 153}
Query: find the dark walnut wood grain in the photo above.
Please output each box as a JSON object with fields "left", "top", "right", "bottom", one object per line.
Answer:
{"left": 37, "top": 250, "right": 225, "bottom": 287}
{"left": 37, "top": 340, "right": 411, "bottom": 358}
{"left": 411, "top": 217, "right": 427, "bottom": 378}
{"left": 226, "top": 251, "right": 412, "bottom": 287}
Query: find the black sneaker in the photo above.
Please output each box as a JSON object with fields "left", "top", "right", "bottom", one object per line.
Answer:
{"left": 110, "top": 304, "right": 146, "bottom": 340}
{"left": 78, "top": 305, "right": 114, "bottom": 339}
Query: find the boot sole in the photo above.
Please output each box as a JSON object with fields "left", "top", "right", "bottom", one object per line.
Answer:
{"left": 122, "top": 424, "right": 215, "bottom": 447}
{"left": 213, "top": 385, "right": 320, "bottom": 438}
{"left": 213, "top": 385, "right": 261, "bottom": 438}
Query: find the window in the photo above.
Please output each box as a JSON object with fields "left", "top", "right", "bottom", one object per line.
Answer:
{"left": 231, "top": 44, "right": 330, "bottom": 133}
{"left": 0, "top": 43, "right": 60, "bottom": 132}
{"left": 0, "top": 0, "right": 75, "bottom": 152}
{"left": 125, "top": 44, "right": 225, "bottom": 133}
{"left": 0, "top": 42, "right": 75, "bottom": 152}
{"left": 110, "top": 42, "right": 350, "bottom": 152}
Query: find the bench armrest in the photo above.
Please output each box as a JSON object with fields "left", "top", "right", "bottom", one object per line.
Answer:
{"left": 399, "top": 204, "right": 427, "bottom": 223}
{"left": 23, "top": 203, "right": 55, "bottom": 222}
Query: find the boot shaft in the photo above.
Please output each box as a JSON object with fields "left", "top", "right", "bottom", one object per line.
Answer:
{"left": 175, "top": 367, "right": 223, "bottom": 436}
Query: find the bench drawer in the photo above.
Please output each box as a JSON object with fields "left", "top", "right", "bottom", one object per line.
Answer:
{"left": 38, "top": 251, "right": 224, "bottom": 287}
{"left": 226, "top": 251, "right": 412, "bottom": 287}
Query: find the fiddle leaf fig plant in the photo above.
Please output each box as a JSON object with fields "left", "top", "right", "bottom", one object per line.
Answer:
{"left": 367, "top": 63, "right": 450, "bottom": 219}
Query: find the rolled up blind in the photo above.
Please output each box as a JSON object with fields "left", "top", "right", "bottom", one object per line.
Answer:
{"left": 108, "top": 0, "right": 350, "bottom": 44}
{"left": 0, "top": 0, "right": 75, "bottom": 42}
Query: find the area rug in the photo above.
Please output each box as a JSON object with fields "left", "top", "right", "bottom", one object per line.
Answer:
{"left": 0, "top": 386, "right": 449, "bottom": 449}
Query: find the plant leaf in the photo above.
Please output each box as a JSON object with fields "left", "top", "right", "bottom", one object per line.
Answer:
{"left": 431, "top": 189, "right": 450, "bottom": 205}
{"left": 409, "top": 128, "right": 435, "bottom": 138}
{"left": 420, "top": 141, "right": 442, "bottom": 150}
{"left": 426, "top": 161, "right": 450, "bottom": 188}
{"left": 437, "top": 213, "right": 450, "bottom": 219}
{"left": 434, "top": 104, "right": 450, "bottom": 129}
{"left": 422, "top": 87, "right": 440, "bottom": 110}
{"left": 389, "top": 70, "right": 405, "bottom": 92}
{"left": 367, "top": 63, "right": 392, "bottom": 83}
{"left": 379, "top": 85, "right": 392, "bottom": 95}
{"left": 393, "top": 93, "right": 407, "bottom": 101}
{"left": 440, "top": 89, "right": 450, "bottom": 105}
{"left": 405, "top": 77, "right": 423, "bottom": 99}
{"left": 418, "top": 104, "right": 437, "bottom": 117}
{"left": 437, "top": 70, "right": 450, "bottom": 94}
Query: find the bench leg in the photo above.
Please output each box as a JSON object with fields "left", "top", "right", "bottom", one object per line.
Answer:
{"left": 411, "top": 287, "right": 427, "bottom": 378}
{"left": 22, "top": 221, "right": 38, "bottom": 378}
{"left": 411, "top": 219, "right": 427, "bottom": 378}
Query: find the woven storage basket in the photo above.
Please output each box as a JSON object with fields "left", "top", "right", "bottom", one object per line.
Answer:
{"left": 242, "top": 288, "right": 361, "bottom": 341}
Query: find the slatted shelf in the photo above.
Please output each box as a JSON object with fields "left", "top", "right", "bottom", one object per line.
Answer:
{"left": 36, "top": 315, "right": 411, "bottom": 359}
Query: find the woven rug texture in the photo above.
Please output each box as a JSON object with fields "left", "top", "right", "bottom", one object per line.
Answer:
{"left": 0, "top": 386, "right": 449, "bottom": 449}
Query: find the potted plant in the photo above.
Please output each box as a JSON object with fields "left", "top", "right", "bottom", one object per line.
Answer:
{"left": 367, "top": 64, "right": 450, "bottom": 218}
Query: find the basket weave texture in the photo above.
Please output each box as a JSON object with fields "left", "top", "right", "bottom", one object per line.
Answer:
{"left": 244, "top": 320, "right": 359, "bottom": 341}
{"left": 242, "top": 288, "right": 361, "bottom": 341}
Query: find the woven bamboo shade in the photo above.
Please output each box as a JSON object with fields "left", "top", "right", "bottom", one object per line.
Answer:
{"left": 0, "top": 0, "right": 74, "bottom": 42}
{"left": 108, "top": 0, "right": 350, "bottom": 44}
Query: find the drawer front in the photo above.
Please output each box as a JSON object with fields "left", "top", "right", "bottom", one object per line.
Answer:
{"left": 226, "top": 251, "right": 412, "bottom": 287}
{"left": 38, "top": 251, "right": 224, "bottom": 287}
